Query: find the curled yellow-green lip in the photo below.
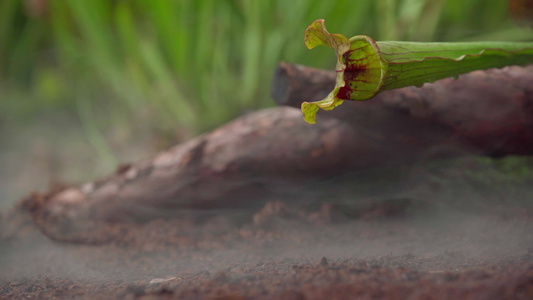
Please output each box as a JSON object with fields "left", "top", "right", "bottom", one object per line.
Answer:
{"left": 302, "top": 19, "right": 533, "bottom": 124}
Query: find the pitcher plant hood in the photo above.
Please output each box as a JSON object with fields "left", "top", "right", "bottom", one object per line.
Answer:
{"left": 301, "top": 19, "right": 533, "bottom": 124}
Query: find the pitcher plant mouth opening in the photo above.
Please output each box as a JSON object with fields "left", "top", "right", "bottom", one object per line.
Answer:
{"left": 301, "top": 19, "right": 533, "bottom": 124}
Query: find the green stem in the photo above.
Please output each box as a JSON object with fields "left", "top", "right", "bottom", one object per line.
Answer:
{"left": 302, "top": 19, "right": 533, "bottom": 124}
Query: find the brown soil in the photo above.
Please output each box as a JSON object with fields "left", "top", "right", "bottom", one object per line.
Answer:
{"left": 1, "top": 198, "right": 533, "bottom": 299}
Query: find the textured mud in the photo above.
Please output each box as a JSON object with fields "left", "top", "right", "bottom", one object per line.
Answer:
{"left": 2, "top": 195, "right": 533, "bottom": 299}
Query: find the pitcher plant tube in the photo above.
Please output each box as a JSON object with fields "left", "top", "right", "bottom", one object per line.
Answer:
{"left": 301, "top": 19, "right": 533, "bottom": 124}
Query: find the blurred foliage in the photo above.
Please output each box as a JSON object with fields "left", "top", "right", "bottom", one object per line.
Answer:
{"left": 1, "top": 0, "right": 531, "bottom": 141}
{"left": 0, "top": 0, "right": 532, "bottom": 209}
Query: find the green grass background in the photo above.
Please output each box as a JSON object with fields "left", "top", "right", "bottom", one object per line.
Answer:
{"left": 3, "top": 0, "right": 530, "bottom": 134}
{"left": 0, "top": 0, "right": 532, "bottom": 207}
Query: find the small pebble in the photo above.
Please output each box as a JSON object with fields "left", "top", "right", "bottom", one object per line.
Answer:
{"left": 319, "top": 257, "right": 329, "bottom": 267}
